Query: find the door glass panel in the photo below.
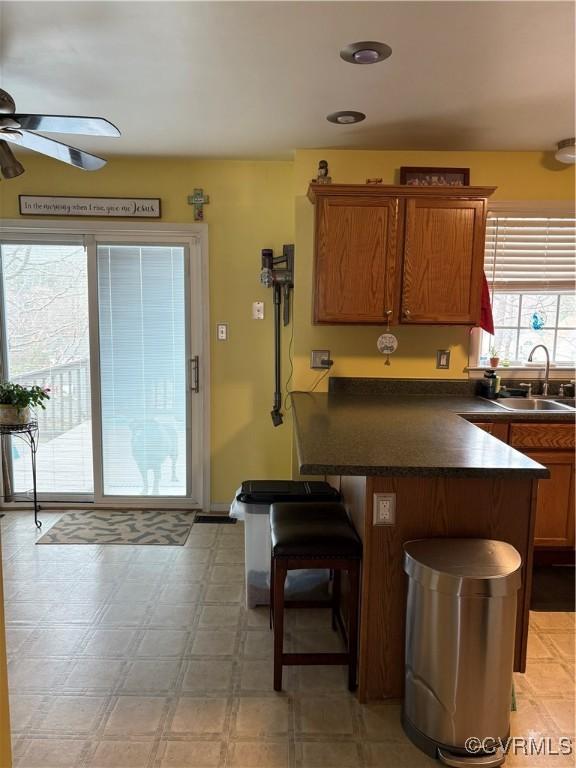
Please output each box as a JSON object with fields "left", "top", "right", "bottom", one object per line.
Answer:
{"left": 1, "top": 242, "right": 93, "bottom": 494}
{"left": 97, "top": 244, "right": 187, "bottom": 496}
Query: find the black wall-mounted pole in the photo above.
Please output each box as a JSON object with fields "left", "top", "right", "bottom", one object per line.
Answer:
{"left": 260, "top": 245, "right": 294, "bottom": 427}
{"left": 271, "top": 284, "right": 283, "bottom": 426}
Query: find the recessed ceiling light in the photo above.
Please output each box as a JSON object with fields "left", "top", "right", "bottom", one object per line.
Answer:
{"left": 340, "top": 41, "right": 392, "bottom": 65}
{"left": 327, "top": 111, "right": 366, "bottom": 125}
{"left": 555, "top": 138, "right": 576, "bottom": 164}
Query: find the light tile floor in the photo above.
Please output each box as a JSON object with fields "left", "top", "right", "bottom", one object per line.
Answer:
{"left": 1, "top": 511, "right": 574, "bottom": 767}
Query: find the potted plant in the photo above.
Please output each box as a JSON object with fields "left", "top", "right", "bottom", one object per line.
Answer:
{"left": 489, "top": 345, "right": 500, "bottom": 369}
{"left": 0, "top": 381, "right": 50, "bottom": 425}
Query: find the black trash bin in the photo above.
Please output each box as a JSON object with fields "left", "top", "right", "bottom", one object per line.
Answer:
{"left": 231, "top": 480, "right": 341, "bottom": 608}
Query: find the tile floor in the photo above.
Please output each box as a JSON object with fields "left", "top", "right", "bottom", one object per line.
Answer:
{"left": 0, "top": 510, "right": 574, "bottom": 767}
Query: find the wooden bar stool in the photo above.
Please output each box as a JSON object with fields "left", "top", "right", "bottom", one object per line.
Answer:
{"left": 269, "top": 501, "right": 362, "bottom": 692}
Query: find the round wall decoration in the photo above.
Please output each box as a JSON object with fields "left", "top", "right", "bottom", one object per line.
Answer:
{"left": 377, "top": 332, "right": 398, "bottom": 365}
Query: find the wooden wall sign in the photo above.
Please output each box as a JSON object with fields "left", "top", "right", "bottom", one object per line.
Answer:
{"left": 19, "top": 196, "right": 161, "bottom": 218}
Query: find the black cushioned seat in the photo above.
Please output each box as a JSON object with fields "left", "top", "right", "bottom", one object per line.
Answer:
{"left": 269, "top": 500, "right": 362, "bottom": 692}
{"left": 270, "top": 502, "right": 362, "bottom": 559}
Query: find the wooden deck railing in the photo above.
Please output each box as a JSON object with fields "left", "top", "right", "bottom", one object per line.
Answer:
{"left": 12, "top": 359, "right": 90, "bottom": 438}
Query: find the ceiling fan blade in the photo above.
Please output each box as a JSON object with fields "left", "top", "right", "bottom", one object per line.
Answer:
{"left": 2, "top": 131, "right": 107, "bottom": 170}
{"left": 11, "top": 114, "right": 120, "bottom": 137}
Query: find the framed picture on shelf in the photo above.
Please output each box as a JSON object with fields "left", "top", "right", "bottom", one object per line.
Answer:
{"left": 399, "top": 166, "right": 470, "bottom": 186}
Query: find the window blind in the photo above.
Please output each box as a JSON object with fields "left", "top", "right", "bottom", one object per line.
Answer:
{"left": 97, "top": 244, "right": 187, "bottom": 497}
{"left": 485, "top": 215, "right": 576, "bottom": 291}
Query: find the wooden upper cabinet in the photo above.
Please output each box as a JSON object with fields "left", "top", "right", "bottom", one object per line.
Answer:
{"left": 308, "top": 184, "right": 495, "bottom": 325}
{"left": 313, "top": 194, "right": 399, "bottom": 323}
{"left": 401, "top": 198, "right": 487, "bottom": 324}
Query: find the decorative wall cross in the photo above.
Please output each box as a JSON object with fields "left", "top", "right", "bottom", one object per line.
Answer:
{"left": 187, "top": 188, "right": 210, "bottom": 221}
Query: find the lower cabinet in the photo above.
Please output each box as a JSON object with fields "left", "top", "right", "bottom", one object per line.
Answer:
{"left": 472, "top": 422, "right": 509, "bottom": 441}
{"left": 524, "top": 450, "right": 575, "bottom": 549}
{"left": 471, "top": 419, "right": 574, "bottom": 552}
{"left": 509, "top": 422, "right": 575, "bottom": 551}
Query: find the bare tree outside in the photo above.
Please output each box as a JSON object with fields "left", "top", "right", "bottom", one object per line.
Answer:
{"left": 3, "top": 244, "right": 89, "bottom": 375}
{"left": 1, "top": 243, "right": 93, "bottom": 494}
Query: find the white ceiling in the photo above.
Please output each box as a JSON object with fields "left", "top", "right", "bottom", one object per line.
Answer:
{"left": 0, "top": 1, "right": 574, "bottom": 158}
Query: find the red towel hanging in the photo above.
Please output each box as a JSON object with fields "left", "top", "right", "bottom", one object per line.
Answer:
{"left": 480, "top": 272, "right": 494, "bottom": 334}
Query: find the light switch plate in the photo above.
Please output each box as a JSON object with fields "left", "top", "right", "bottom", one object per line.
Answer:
{"left": 217, "top": 323, "right": 228, "bottom": 341}
{"left": 252, "top": 301, "right": 265, "bottom": 320}
{"left": 373, "top": 493, "right": 396, "bottom": 525}
{"left": 436, "top": 349, "right": 450, "bottom": 369}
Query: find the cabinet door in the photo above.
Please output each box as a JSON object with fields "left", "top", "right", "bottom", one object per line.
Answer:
{"left": 527, "top": 451, "right": 575, "bottom": 548}
{"left": 472, "top": 422, "right": 509, "bottom": 441}
{"left": 314, "top": 196, "right": 399, "bottom": 323}
{"left": 401, "top": 198, "right": 486, "bottom": 324}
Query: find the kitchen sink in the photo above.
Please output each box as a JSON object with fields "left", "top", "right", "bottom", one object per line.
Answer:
{"left": 491, "top": 397, "right": 575, "bottom": 412}
{"left": 554, "top": 398, "right": 576, "bottom": 408}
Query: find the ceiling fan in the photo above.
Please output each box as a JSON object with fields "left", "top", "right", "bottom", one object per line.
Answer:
{"left": 0, "top": 87, "right": 120, "bottom": 179}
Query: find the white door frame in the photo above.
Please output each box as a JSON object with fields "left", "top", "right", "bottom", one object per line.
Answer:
{"left": 0, "top": 219, "right": 210, "bottom": 511}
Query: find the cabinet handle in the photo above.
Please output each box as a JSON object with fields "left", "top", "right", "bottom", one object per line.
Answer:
{"left": 190, "top": 356, "right": 200, "bottom": 393}
{"left": 403, "top": 309, "right": 411, "bottom": 318}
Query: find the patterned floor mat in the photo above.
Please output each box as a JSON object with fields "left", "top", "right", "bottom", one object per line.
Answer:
{"left": 36, "top": 509, "right": 196, "bottom": 545}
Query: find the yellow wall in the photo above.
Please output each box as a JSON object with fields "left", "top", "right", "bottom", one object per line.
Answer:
{"left": 0, "top": 148, "right": 571, "bottom": 764}
{"left": 0, "top": 156, "right": 295, "bottom": 504}
{"left": 0, "top": 150, "right": 573, "bottom": 498}
{"left": 0, "top": 546, "right": 11, "bottom": 768}
{"left": 292, "top": 150, "right": 575, "bottom": 391}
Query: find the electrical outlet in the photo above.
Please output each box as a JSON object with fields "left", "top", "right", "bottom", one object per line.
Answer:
{"left": 252, "top": 301, "right": 265, "bottom": 320}
{"left": 311, "top": 350, "right": 331, "bottom": 369}
{"left": 217, "top": 323, "right": 228, "bottom": 341}
{"left": 436, "top": 349, "right": 451, "bottom": 369}
{"left": 373, "top": 493, "right": 396, "bottom": 525}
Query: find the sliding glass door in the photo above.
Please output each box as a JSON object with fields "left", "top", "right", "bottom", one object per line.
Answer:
{"left": 0, "top": 241, "right": 93, "bottom": 496}
{"left": 96, "top": 244, "right": 188, "bottom": 497}
{"left": 0, "top": 230, "right": 205, "bottom": 508}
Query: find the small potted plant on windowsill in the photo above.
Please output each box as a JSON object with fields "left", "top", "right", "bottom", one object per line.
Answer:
{"left": 489, "top": 346, "right": 500, "bottom": 369}
{"left": 0, "top": 382, "right": 50, "bottom": 425}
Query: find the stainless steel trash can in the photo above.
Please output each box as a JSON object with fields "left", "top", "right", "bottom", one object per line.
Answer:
{"left": 402, "top": 539, "right": 522, "bottom": 768}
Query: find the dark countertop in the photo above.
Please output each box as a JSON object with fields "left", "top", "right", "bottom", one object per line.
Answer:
{"left": 291, "top": 393, "right": 568, "bottom": 478}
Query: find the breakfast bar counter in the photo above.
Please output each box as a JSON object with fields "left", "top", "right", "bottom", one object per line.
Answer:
{"left": 291, "top": 392, "right": 550, "bottom": 478}
{"left": 291, "top": 392, "right": 558, "bottom": 701}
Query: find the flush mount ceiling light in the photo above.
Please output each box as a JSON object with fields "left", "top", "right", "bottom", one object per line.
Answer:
{"left": 327, "top": 110, "right": 366, "bottom": 125}
{"left": 555, "top": 138, "right": 576, "bottom": 164}
{"left": 340, "top": 41, "right": 392, "bottom": 65}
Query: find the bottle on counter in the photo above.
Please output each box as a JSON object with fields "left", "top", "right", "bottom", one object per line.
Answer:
{"left": 480, "top": 369, "right": 500, "bottom": 399}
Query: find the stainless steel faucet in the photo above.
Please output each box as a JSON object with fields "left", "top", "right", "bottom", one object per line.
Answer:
{"left": 527, "top": 344, "right": 550, "bottom": 396}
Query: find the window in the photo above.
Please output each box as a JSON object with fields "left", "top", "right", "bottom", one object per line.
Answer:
{"left": 480, "top": 210, "right": 576, "bottom": 367}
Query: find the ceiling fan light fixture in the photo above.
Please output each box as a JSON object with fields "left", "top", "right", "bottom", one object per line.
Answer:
{"left": 0, "top": 87, "right": 119, "bottom": 173}
{"left": 340, "top": 41, "right": 392, "bottom": 65}
{"left": 327, "top": 110, "right": 366, "bottom": 125}
{"left": 0, "top": 140, "right": 25, "bottom": 179}
{"left": 555, "top": 138, "right": 576, "bottom": 164}
{"left": 0, "top": 89, "right": 16, "bottom": 115}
